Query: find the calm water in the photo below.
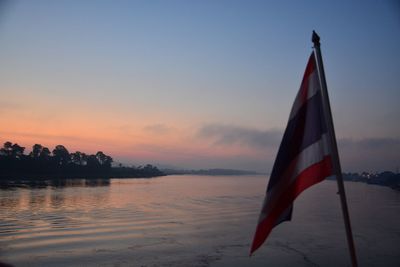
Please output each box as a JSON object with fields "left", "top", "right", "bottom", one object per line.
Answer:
{"left": 0, "top": 175, "right": 399, "bottom": 267}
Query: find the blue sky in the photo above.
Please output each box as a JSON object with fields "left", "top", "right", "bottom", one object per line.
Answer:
{"left": 0, "top": 0, "right": 399, "bottom": 172}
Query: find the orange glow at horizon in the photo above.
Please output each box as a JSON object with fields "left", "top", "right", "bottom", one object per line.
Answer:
{"left": 0, "top": 101, "right": 266, "bottom": 166}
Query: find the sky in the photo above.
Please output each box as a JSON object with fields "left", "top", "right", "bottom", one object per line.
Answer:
{"left": 0, "top": 0, "right": 399, "bottom": 172}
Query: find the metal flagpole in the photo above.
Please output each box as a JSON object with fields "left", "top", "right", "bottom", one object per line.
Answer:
{"left": 311, "top": 31, "right": 358, "bottom": 267}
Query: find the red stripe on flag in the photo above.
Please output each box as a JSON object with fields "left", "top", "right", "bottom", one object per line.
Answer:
{"left": 250, "top": 155, "right": 333, "bottom": 255}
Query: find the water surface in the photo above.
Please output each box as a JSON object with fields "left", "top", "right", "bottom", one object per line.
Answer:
{"left": 0, "top": 175, "right": 399, "bottom": 266}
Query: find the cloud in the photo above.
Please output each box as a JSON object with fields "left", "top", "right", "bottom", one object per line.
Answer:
{"left": 196, "top": 123, "right": 400, "bottom": 172}
{"left": 3, "top": 125, "right": 398, "bottom": 173}
{"left": 196, "top": 124, "right": 281, "bottom": 149}
{"left": 339, "top": 137, "right": 400, "bottom": 150}
{"left": 338, "top": 137, "right": 400, "bottom": 172}
{"left": 143, "top": 123, "right": 170, "bottom": 134}
{"left": 0, "top": 131, "right": 88, "bottom": 142}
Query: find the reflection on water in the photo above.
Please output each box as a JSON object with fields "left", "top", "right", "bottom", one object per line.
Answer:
{"left": 0, "top": 178, "right": 111, "bottom": 190}
{"left": 0, "top": 175, "right": 399, "bottom": 267}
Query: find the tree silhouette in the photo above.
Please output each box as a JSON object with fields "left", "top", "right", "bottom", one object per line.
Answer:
{"left": 30, "top": 144, "right": 43, "bottom": 158}
{"left": 40, "top": 147, "right": 51, "bottom": 160}
{"left": 71, "top": 151, "right": 83, "bottom": 166}
{"left": 0, "top": 142, "right": 13, "bottom": 156}
{"left": 86, "top": 154, "right": 100, "bottom": 168}
{"left": 52, "top": 145, "right": 70, "bottom": 166}
{"left": 0, "top": 142, "right": 25, "bottom": 159}
{"left": 95, "top": 151, "right": 113, "bottom": 168}
{"left": 11, "top": 144, "right": 25, "bottom": 159}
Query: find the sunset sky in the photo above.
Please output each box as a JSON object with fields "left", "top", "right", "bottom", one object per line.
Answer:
{"left": 1, "top": 0, "right": 399, "bottom": 172}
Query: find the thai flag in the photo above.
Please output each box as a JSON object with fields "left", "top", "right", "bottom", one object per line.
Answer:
{"left": 250, "top": 52, "right": 334, "bottom": 255}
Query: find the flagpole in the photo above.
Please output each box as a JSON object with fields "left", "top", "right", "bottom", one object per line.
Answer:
{"left": 311, "top": 31, "right": 358, "bottom": 267}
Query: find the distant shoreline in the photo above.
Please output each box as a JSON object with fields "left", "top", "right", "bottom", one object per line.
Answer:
{"left": 161, "top": 168, "right": 264, "bottom": 176}
{"left": 329, "top": 171, "right": 400, "bottom": 191}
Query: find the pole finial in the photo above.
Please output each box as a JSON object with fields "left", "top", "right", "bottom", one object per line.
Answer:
{"left": 312, "top": 30, "right": 320, "bottom": 47}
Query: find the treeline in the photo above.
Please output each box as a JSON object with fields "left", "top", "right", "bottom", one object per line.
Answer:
{"left": 0, "top": 141, "right": 164, "bottom": 179}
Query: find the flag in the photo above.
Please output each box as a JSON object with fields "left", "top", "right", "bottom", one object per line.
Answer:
{"left": 250, "top": 52, "right": 334, "bottom": 255}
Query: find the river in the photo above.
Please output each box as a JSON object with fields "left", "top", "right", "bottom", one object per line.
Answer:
{"left": 0, "top": 175, "right": 399, "bottom": 266}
